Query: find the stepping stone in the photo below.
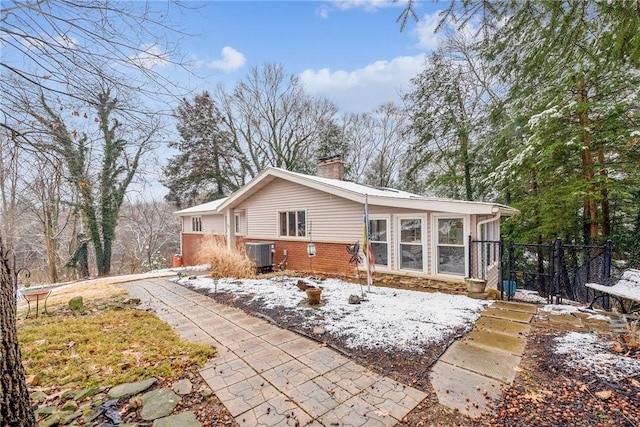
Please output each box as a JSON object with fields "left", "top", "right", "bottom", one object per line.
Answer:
{"left": 140, "top": 388, "right": 181, "bottom": 421}
{"left": 430, "top": 361, "right": 502, "bottom": 418}
{"left": 439, "top": 341, "right": 521, "bottom": 383}
{"left": 108, "top": 378, "right": 157, "bottom": 399}
{"left": 464, "top": 329, "right": 528, "bottom": 355}
{"left": 492, "top": 301, "right": 538, "bottom": 314}
{"left": 172, "top": 379, "right": 193, "bottom": 395}
{"left": 152, "top": 411, "right": 202, "bottom": 427}
{"left": 482, "top": 307, "right": 533, "bottom": 323}
{"left": 475, "top": 316, "right": 531, "bottom": 336}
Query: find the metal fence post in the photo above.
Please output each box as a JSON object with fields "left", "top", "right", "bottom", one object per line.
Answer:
{"left": 468, "top": 235, "right": 473, "bottom": 278}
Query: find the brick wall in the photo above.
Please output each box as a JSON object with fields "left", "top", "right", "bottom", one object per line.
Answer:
{"left": 247, "top": 239, "right": 355, "bottom": 276}
{"left": 182, "top": 234, "right": 354, "bottom": 276}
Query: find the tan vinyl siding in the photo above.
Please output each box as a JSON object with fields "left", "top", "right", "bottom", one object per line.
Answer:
{"left": 202, "top": 214, "right": 225, "bottom": 235}
{"left": 239, "top": 179, "right": 363, "bottom": 243}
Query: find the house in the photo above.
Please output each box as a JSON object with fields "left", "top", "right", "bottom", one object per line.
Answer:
{"left": 174, "top": 156, "right": 518, "bottom": 286}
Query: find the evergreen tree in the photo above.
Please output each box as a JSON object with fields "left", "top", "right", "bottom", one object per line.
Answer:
{"left": 162, "top": 92, "right": 239, "bottom": 208}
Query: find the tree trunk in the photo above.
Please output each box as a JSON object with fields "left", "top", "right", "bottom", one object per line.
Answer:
{"left": 598, "top": 145, "right": 611, "bottom": 238}
{"left": 0, "top": 237, "right": 37, "bottom": 426}
{"left": 578, "top": 77, "right": 599, "bottom": 243}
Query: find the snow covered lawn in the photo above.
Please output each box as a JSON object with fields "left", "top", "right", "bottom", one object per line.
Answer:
{"left": 175, "top": 275, "right": 492, "bottom": 353}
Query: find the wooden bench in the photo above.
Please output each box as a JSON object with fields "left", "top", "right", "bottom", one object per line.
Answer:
{"left": 586, "top": 269, "right": 640, "bottom": 314}
{"left": 21, "top": 289, "right": 52, "bottom": 319}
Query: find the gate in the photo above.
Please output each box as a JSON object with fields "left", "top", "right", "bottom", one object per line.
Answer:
{"left": 469, "top": 238, "right": 612, "bottom": 303}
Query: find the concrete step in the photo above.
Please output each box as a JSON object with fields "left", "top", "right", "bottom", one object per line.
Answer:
{"left": 439, "top": 341, "right": 522, "bottom": 383}
{"left": 475, "top": 316, "right": 531, "bottom": 336}
{"left": 492, "top": 300, "right": 539, "bottom": 314}
{"left": 430, "top": 361, "right": 503, "bottom": 418}
{"left": 482, "top": 307, "right": 533, "bottom": 323}
{"left": 464, "top": 329, "right": 528, "bottom": 356}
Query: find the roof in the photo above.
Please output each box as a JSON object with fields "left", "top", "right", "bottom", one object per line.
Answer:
{"left": 173, "top": 197, "right": 227, "bottom": 215}
{"left": 176, "top": 168, "right": 519, "bottom": 216}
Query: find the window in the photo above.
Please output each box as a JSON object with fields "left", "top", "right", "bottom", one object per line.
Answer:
{"left": 235, "top": 214, "right": 241, "bottom": 234}
{"left": 279, "top": 210, "right": 306, "bottom": 237}
{"left": 369, "top": 219, "right": 388, "bottom": 267}
{"left": 191, "top": 216, "right": 202, "bottom": 232}
{"left": 437, "top": 218, "right": 465, "bottom": 275}
{"left": 400, "top": 218, "right": 422, "bottom": 270}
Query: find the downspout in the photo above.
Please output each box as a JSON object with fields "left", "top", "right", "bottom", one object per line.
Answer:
{"left": 476, "top": 210, "right": 501, "bottom": 240}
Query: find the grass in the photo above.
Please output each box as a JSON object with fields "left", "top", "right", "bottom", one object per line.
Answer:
{"left": 196, "top": 235, "right": 256, "bottom": 279}
{"left": 18, "top": 301, "right": 215, "bottom": 390}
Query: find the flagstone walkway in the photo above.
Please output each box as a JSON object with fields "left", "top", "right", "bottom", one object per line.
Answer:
{"left": 123, "top": 279, "right": 427, "bottom": 426}
{"left": 429, "top": 300, "right": 537, "bottom": 418}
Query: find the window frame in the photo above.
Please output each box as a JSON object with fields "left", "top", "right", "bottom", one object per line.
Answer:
{"left": 191, "top": 216, "right": 202, "bottom": 232}
{"left": 432, "top": 214, "right": 469, "bottom": 277}
{"left": 368, "top": 215, "right": 390, "bottom": 269}
{"left": 396, "top": 215, "right": 425, "bottom": 272}
{"left": 278, "top": 209, "right": 307, "bottom": 238}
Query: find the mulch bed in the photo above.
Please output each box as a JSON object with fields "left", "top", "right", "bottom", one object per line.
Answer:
{"left": 181, "top": 281, "right": 640, "bottom": 427}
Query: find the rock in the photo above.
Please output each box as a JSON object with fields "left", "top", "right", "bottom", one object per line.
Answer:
{"left": 312, "top": 326, "right": 326, "bottom": 335}
{"left": 92, "top": 393, "right": 107, "bottom": 407}
{"left": 126, "top": 298, "right": 141, "bottom": 305}
{"left": 39, "top": 413, "right": 61, "bottom": 427}
{"left": 172, "top": 379, "right": 192, "bottom": 396}
{"left": 59, "top": 409, "right": 81, "bottom": 425}
{"left": 68, "top": 296, "right": 85, "bottom": 313}
{"left": 348, "top": 294, "right": 361, "bottom": 304}
{"left": 60, "top": 389, "right": 76, "bottom": 401}
{"left": 61, "top": 400, "right": 78, "bottom": 412}
{"left": 486, "top": 288, "right": 501, "bottom": 300}
{"left": 200, "top": 388, "right": 213, "bottom": 399}
{"left": 34, "top": 406, "right": 58, "bottom": 417}
{"left": 152, "top": 411, "right": 202, "bottom": 427}
{"left": 139, "top": 388, "right": 181, "bottom": 421}
{"left": 107, "top": 377, "right": 157, "bottom": 399}
{"left": 74, "top": 385, "right": 99, "bottom": 401}
{"left": 30, "top": 390, "right": 48, "bottom": 403}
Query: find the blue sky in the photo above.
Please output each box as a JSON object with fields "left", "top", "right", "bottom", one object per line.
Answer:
{"left": 162, "top": 1, "right": 446, "bottom": 113}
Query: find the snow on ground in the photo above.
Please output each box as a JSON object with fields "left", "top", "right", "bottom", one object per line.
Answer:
{"left": 554, "top": 331, "right": 640, "bottom": 382}
{"left": 539, "top": 304, "right": 611, "bottom": 321}
{"left": 176, "top": 276, "right": 492, "bottom": 353}
{"left": 513, "top": 289, "right": 548, "bottom": 304}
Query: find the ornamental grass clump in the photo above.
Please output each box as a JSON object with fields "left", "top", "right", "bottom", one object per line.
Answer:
{"left": 196, "top": 235, "right": 256, "bottom": 279}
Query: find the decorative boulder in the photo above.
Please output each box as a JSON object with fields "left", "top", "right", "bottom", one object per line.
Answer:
{"left": 68, "top": 296, "right": 85, "bottom": 314}
{"left": 348, "top": 294, "right": 361, "bottom": 304}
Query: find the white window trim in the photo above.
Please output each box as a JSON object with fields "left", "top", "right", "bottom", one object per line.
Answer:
{"left": 431, "top": 214, "right": 470, "bottom": 278}
{"left": 191, "top": 216, "right": 202, "bottom": 233}
{"left": 369, "top": 214, "right": 391, "bottom": 270}
{"left": 395, "top": 214, "right": 426, "bottom": 273}
{"left": 276, "top": 209, "right": 308, "bottom": 240}
{"left": 235, "top": 211, "right": 246, "bottom": 236}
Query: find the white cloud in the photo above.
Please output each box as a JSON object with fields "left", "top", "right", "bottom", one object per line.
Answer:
{"left": 299, "top": 54, "right": 426, "bottom": 113}
{"left": 333, "top": 0, "right": 407, "bottom": 12}
{"left": 129, "top": 44, "right": 171, "bottom": 69}
{"left": 315, "top": 4, "right": 330, "bottom": 18}
{"left": 207, "top": 46, "right": 246, "bottom": 72}
{"left": 413, "top": 10, "right": 445, "bottom": 51}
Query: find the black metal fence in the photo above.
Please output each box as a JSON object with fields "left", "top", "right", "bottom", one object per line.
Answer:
{"left": 469, "top": 237, "right": 612, "bottom": 303}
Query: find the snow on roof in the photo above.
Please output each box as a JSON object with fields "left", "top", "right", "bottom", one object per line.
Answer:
{"left": 173, "top": 197, "right": 227, "bottom": 215}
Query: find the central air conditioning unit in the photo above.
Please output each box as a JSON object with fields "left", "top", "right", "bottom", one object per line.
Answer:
{"left": 245, "top": 242, "right": 275, "bottom": 273}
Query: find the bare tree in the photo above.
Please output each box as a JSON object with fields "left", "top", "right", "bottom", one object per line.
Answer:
{"left": 113, "top": 198, "right": 180, "bottom": 274}
{"left": 1, "top": 1, "right": 190, "bottom": 421}
{"left": 340, "top": 103, "right": 413, "bottom": 188}
{"left": 215, "top": 63, "right": 338, "bottom": 179}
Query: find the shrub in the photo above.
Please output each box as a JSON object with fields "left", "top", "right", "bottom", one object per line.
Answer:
{"left": 196, "top": 235, "right": 256, "bottom": 279}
